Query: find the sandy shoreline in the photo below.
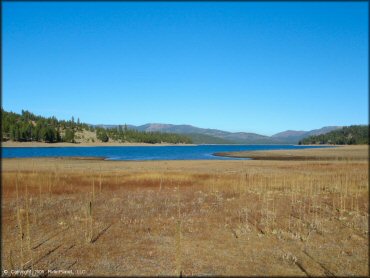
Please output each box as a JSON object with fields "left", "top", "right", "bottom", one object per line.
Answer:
{"left": 1, "top": 141, "right": 196, "bottom": 148}
{"left": 2, "top": 144, "right": 368, "bottom": 162}
{"left": 1, "top": 141, "right": 337, "bottom": 148}
{"left": 2, "top": 145, "right": 368, "bottom": 173}
{"left": 214, "top": 145, "right": 368, "bottom": 161}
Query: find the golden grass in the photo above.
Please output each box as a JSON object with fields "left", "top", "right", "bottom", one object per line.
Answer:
{"left": 215, "top": 145, "right": 369, "bottom": 161}
{"left": 1, "top": 149, "right": 368, "bottom": 276}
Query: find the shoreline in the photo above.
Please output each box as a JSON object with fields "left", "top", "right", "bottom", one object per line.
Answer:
{"left": 2, "top": 156, "right": 108, "bottom": 161}
{"left": 1, "top": 141, "right": 197, "bottom": 148}
{"left": 1, "top": 141, "right": 338, "bottom": 148}
{"left": 2, "top": 145, "right": 367, "bottom": 163}
{"left": 213, "top": 145, "right": 368, "bottom": 161}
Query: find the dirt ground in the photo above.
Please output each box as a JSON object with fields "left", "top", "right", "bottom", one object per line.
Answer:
{"left": 1, "top": 146, "right": 368, "bottom": 276}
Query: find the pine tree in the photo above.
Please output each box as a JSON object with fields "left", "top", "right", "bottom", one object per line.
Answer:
{"left": 64, "top": 128, "right": 75, "bottom": 143}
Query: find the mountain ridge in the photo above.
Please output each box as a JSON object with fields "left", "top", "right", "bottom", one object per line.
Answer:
{"left": 93, "top": 123, "right": 342, "bottom": 144}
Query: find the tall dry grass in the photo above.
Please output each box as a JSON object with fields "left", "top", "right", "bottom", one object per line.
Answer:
{"left": 1, "top": 159, "right": 368, "bottom": 276}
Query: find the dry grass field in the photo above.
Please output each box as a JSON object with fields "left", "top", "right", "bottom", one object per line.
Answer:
{"left": 1, "top": 146, "right": 368, "bottom": 276}
{"left": 215, "top": 145, "right": 369, "bottom": 161}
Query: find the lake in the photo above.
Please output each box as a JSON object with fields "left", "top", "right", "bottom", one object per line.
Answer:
{"left": 2, "top": 145, "right": 329, "bottom": 160}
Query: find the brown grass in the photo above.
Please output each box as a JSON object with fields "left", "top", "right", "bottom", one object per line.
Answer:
{"left": 215, "top": 145, "right": 368, "bottom": 161}
{"left": 1, "top": 147, "right": 368, "bottom": 276}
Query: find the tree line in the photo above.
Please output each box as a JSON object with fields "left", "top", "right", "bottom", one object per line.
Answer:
{"left": 1, "top": 109, "right": 192, "bottom": 144}
{"left": 298, "top": 125, "right": 369, "bottom": 145}
{"left": 1, "top": 109, "right": 87, "bottom": 143}
{"left": 95, "top": 125, "right": 192, "bottom": 144}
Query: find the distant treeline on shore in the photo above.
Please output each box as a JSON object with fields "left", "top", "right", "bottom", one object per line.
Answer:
{"left": 299, "top": 125, "right": 368, "bottom": 145}
{"left": 2, "top": 109, "right": 367, "bottom": 146}
{"left": 1, "top": 109, "right": 192, "bottom": 144}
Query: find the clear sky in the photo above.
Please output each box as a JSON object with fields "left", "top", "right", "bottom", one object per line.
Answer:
{"left": 3, "top": 1, "right": 368, "bottom": 136}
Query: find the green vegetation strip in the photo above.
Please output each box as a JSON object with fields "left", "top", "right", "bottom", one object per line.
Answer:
{"left": 2, "top": 109, "right": 192, "bottom": 144}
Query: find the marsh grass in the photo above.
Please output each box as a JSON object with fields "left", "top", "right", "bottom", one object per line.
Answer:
{"left": 15, "top": 170, "right": 24, "bottom": 269}
{"left": 25, "top": 182, "right": 34, "bottom": 271}
{"left": 2, "top": 158, "right": 368, "bottom": 276}
{"left": 176, "top": 184, "right": 182, "bottom": 277}
{"left": 99, "top": 167, "right": 102, "bottom": 193}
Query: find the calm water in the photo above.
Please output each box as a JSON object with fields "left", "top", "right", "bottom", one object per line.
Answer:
{"left": 2, "top": 145, "right": 329, "bottom": 161}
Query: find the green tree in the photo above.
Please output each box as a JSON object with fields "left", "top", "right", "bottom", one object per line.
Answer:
{"left": 42, "top": 126, "right": 56, "bottom": 143}
{"left": 56, "top": 127, "right": 62, "bottom": 142}
{"left": 299, "top": 125, "right": 369, "bottom": 145}
{"left": 96, "top": 128, "right": 109, "bottom": 142}
{"left": 64, "top": 128, "right": 75, "bottom": 143}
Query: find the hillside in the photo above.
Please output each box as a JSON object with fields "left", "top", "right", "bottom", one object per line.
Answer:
{"left": 1, "top": 109, "right": 192, "bottom": 144}
{"left": 271, "top": 126, "right": 342, "bottom": 144}
{"left": 96, "top": 123, "right": 274, "bottom": 144}
{"left": 185, "top": 133, "right": 235, "bottom": 144}
{"left": 97, "top": 123, "right": 345, "bottom": 144}
{"left": 298, "top": 125, "right": 369, "bottom": 145}
{"left": 3, "top": 109, "right": 362, "bottom": 145}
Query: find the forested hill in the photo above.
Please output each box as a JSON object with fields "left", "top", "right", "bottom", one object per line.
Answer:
{"left": 1, "top": 109, "right": 192, "bottom": 144}
{"left": 298, "top": 125, "right": 369, "bottom": 145}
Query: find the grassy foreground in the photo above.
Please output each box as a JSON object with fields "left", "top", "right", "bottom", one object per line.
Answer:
{"left": 214, "top": 145, "right": 368, "bottom": 161}
{"left": 1, "top": 146, "right": 368, "bottom": 276}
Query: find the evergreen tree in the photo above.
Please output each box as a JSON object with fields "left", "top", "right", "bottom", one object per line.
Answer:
{"left": 42, "top": 126, "right": 56, "bottom": 143}
{"left": 2, "top": 109, "right": 192, "bottom": 144}
{"left": 64, "top": 128, "right": 75, "bottom": 143}
{"left": 96, "top": 128, "right": 109, "bottom": 142}
{"left": 56, "top": 127, "right": 62, "bottom": 142}
{"left": 299, "top": 125, "right": 369, "bottom": 145}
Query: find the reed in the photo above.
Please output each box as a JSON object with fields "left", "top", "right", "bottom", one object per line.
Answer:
{"left": 175, "top": 183, "right": 182, "bottom": 277}
{"left": 159, "top": 176, "right": 163, "bottom": 191}
{"left": 89, "top": 200, "right": 93, "bottom": 243}
{"left": 15, "top": 169, "right": 24, "bottom": 269}
{"left": 8, "top": 250, "right": 15, "bottom": 270}
{"left": 85, "top": 198, "right": 93, "bottom": 243}
{"left": 25, "top": 182, "right": 34, "bottom": 271}
{"left": 48, "top": 173, "right": 51, "bottom": 198}
{"left": 99, "top": 166, "right": 102, "bottom": 193}
{"left": 38, "top": 175, "right": 42, "bottom": 208}
{"left": 92, "top": 177, "right": 95, "bottom": 201}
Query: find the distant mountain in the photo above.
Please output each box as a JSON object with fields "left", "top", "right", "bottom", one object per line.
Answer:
{"left": 98, "top": 123, "right": 357, "bottom": 144}
{"left": 93, "top": 124, "right": 137, "bottom": 130}
{"left": 305, "top": 126, "right": 343, "bottom": 136}
{"left": 271, "top": 126, "right": 342, "bottom": 144}
{"left": 186, "top": 133, "right": 235, "bottom": 144}
{"left": 92, "top": 123, "right": 342, "bottom": 144}
{"left": 136, "top": 124, "right": 211, "bottom": 134}
{"left": 271, "top": 130, "right": 307, "bottom": 139}
{"left": 221, "top": 132, "right": 276, "bottom": 144}
{"left": 3, "top": 108, "right": 349, "bottom": 145}
{"left": 129, "top": 123, "right": 277, "bottom": 144}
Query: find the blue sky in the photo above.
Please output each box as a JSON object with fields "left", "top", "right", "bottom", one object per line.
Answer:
{"left": 3, "top": 2, "right": 368, "bottom": 135}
